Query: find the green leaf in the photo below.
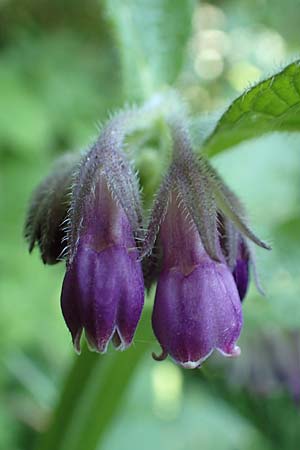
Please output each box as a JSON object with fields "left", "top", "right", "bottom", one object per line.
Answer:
{"left": 104, "top": 0, "right": 194, "bottom": 100}
{"left": 36, "top": 308, "right": 153, "bottom": 450}
{"left": 203, "top": 60, "right": 300, "bottom": 157}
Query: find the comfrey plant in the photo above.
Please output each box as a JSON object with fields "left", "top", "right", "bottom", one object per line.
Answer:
{"left": 24, "top": 98, "right": 270, "bottom": 369}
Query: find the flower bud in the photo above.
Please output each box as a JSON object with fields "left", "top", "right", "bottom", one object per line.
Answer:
{"left": 24, "top": 153, "right": 79, "bottom": 264}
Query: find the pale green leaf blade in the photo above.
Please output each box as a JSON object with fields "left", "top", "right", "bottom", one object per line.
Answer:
{"left": 203, "top": 60, "right": 300, "bottom": 157}
{"left": 104, "top": 0, "right": 195, "bottom": 100}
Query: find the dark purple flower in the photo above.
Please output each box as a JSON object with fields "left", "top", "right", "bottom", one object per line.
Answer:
{"left": 61, "top": 177, "right": 144, "bottom": 353}
{"left": 151, "top": 193, "right": 242, "bottom": 368}
{"left": 59, "top": 111, "right": 146, "bottom": 353}
{"left": 232, "top": 239, "right": 250, "bottom": 301}
{"left": 218, "top": 214, "right": 250, "bottom": 301}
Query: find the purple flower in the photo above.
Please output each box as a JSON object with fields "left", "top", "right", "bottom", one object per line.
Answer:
{"left": 218, "top": 214, "right": 250, "bottom": 301}
{"left": 151, "top": 193, "right": 242, "bottom": 368}
{"left": 59, "top": 111, "right": 146, "bottom": 353}
{"left": 142, "top": 118, "right": 269, "bottom": 368}
{"left": 61, "top": 176, "right": 144, "bottom": 353}
{"left": 232, "top": 239, "right": 250, "bottom": 301}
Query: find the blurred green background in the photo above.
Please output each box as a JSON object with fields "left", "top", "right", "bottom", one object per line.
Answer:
{"left": 1, "top": 1, "right": 300, "bottom": 449}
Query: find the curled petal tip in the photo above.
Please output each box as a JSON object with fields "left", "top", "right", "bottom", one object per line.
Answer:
{"left": 232, "top": 345, "right": 241, "bottom": 357}
{"left": 260, "top": 240, "right": 272, "bottom": 251}
{"left": 219, "top": 345, "right": 241, "bottom": 358}
{"left": 152, "top": 348, "right": 168, "bottom": 362}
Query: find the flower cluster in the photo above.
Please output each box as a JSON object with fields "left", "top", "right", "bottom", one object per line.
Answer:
{"left": 25, "top": 107, "right": 270, "bottom": 368}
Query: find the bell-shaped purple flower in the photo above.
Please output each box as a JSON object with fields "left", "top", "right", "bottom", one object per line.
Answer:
{"left": 59, "top": 109, "right": 147, "bottom": 354}
{"left": 61, "top": 177, "right": 144, "bottom": 352}
{"left": 152, "top": 193, "right": 243, "bottom": 368}
{"left": 141, "top": 118, "right": 269, "bottom": 369}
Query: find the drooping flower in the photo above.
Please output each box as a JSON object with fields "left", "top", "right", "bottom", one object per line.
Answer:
{"left": 142, "top": 118, "right": 270, "bottom": 368}
{"left": 61, "top": 175, "right": 144, "bottom": 352}
{"left": 25, "top": 111, "right": 146, "bottom": 353}
{"left": 151, "top": 191, "right": 242, "bottom": 368}
{"left": 60, "top": 113, "right": 145, "bottom": 353}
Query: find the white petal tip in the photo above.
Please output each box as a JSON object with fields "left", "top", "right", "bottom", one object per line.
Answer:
{"left": 218, "top": 345, "right": 241, "bottom": 358}
{"left": 230, "top": 345, "right": 241, "bottom": 357}
{"left": 179, "top": 349, "right": 214, "bottom": 369}
{"left": 181, "top": 360, "right": 202, "bottom": 369}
